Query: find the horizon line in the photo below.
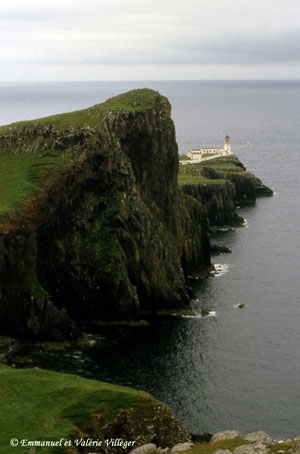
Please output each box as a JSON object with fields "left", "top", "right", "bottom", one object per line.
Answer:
{"left": 1, "top": 79, "right": 300, "bottom": 83}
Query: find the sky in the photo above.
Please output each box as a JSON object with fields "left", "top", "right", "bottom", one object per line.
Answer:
{"left": 1, "top": 0, "right": 300, "bottom": 81}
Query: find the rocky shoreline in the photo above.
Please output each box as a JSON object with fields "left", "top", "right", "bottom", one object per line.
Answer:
{"left": 132, "top": 430, "right": 300, "bottom": 454}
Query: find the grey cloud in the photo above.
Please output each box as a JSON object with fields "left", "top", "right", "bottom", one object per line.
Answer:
{"left": 1, "top": 0, "right": 300, "bottom": 80}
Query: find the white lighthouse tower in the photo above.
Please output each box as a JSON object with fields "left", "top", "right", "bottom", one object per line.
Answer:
{"left": 224, "top": 134, "right": 231, "bottom": 154}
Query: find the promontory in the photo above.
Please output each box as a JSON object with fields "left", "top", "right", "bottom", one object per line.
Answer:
{"left": 0, "top": 89, "right": 272, "bottom": 339}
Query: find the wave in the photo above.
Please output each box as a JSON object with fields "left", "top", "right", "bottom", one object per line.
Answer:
{"left": 211, "top": 263, "right": 230, "bottom": 277}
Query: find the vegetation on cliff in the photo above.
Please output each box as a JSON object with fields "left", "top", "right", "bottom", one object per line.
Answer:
{"left": 0, "top": 89, "right": 272, "bottom": 338}
{"left": 178, "top": 155, "right": 273, "bottom": 227}
{"left": 0, "top": 364, "right": 190, "bottom": 454}
{"left": 0, "top": 91, "right": 275, "bottom": 452}
{"left": 0, "top": 89, "right": 210, "bottom": 339}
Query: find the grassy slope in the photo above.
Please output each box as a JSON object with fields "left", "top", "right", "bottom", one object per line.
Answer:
{"left": 0, "top": 89, "right": 163, "bottom": 217}
{"left": 0, "top": 151, "right": 71, "bottom": 214}
{"left": 0, "top": 89, "right": 161, "bottom": 133}
{"left": 0, "top": 364, "right": 156, "bottom": 454}
{"left": 178, "top": 155, "right": 241, "bottom": 186}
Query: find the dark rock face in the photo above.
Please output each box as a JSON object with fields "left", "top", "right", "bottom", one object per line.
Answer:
{"left": 0, "top": 90, "right": 210, "bottom": 339}
{"left": 179, "top": 191, "right": 210, "bottom": 276}
{"left": 0, "top": 90, "right": 272, "bottom": 339}
{"left": 82, "top": 405, "right": 191, "bottom": 453}
{"left": 180, "top": 156, "right": 273, "bottom": 228}
{"left": 181, "top": 181, "right": 243, "bottom": 227}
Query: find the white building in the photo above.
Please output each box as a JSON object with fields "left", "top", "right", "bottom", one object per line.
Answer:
{"left": 187, "top": 135, "right": 232, "bottom": 160}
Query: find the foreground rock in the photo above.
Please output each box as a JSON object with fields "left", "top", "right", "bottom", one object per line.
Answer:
{"left": 127, "top": 428, "right": 300, "bottom": 454}
{"left": 242, "top": 431, "right": 273, "bottom": 445}
{"left": 210, "top": 431, "right": 242, "bottom": 443}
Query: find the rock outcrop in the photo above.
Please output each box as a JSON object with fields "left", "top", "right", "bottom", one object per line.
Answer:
{"left": 0, "top": 89, "right": 210, "bottom": 339}
{"left": 178, "top": 155, "right": 273, "bottom": 228}
{"left": 0, "top": 89, "right": 272, "bottom": 339}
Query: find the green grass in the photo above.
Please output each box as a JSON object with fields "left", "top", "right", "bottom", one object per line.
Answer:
{"left": 0, "top": 89, "right": 166, "bottom": 217}
{"left": 179, "top": 154, "right": 191, "bottom": 161}
{"left": 0, "top": 151, "right": 72, "bottom": 215}
{"left": 201, "top": 153, "right": 218, "bottom": 158}
{"left": 178, "top": 174, "right": 225, "bottom": 185}
{"left": 197, "top": 156, "right": 244, "bottom": 172}
{"left": 0, "top": 89, "right": 165, "bottom": 133}
{"left": 178, "top": 155, "right": 244, "bottom": 186}
{"left": 178, "top": 162, "right": 226, "bottom": 186}
{"left": 271, "top": 442, "right": 293, "bottom": 452}
{"left": 0, "top": 364, "right": 156, "bottom": 454}
{"left": 202, "top": 162, "right": 242, "bottom": 171}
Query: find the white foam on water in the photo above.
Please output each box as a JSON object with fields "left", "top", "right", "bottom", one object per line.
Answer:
{"left": 207, "top": 311, "right": 217, "bottom": 317}
{"left": 243, "top": 219, "right": 249, "bottom": 228}
{"left": 181, "top": 314, "right": 203, "bottom": 319}
{"left": 211, "top": 263, "right": 230, "bottom": 277}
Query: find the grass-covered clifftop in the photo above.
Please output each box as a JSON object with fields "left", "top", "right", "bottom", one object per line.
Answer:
{"left": 0, "top": 364, "right": 190, "bottom": 454}
{"left": 0, "top": 89, "right": 210, "bottom": 339}
{"left": 0, "top": 89, "right": 272, "bottom": 339}
{"left": 0, "top": 90, "right": 168, "bottom": 222}
{"left": 179, "top": 155, "right": 273, "bottom": 227}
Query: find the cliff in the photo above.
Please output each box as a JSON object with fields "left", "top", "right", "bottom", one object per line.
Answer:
{"left": 0, "top": 89, "right": 210, "bottom": 339}
{"left": 178, "top": 155, "right": 273, "bottom": 228}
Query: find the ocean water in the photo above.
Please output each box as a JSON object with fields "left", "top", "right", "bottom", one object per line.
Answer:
{"left": 2, "top": 81, "right": 300, "bottom": 439}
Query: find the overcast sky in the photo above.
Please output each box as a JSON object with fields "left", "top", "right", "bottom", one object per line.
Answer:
{"left": 1, "top": 0, "right": 300, "bottom": 81}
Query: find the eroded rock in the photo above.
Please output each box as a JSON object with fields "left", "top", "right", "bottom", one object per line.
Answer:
{"left": 243, "top": 432, "right": 273, "bottom": 446}
{"left": 129, "top": 444, "right": 157, "bottom": 454}
{"left": 170, "top": 442, "right": 194, "bottom": 453}
{"left": 210, "top": 431, "right": 242, "bottom": 443}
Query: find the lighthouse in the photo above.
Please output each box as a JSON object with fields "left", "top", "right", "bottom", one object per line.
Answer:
{"left": 224, "top": 134, "right": 231, "bottom": 153}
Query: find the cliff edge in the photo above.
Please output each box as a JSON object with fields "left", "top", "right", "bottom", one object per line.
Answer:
{"left": 0, "top": 89, "right": 210, "bottom": 338}
{"left": 178, "top": 154, "right": 273, "bottom": 228}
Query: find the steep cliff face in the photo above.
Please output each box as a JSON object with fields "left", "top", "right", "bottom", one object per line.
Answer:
{"left": 180, "top": 181, "right": 242, "bottom": 227}
{"left": 0, "top": 89, "right": 210, "bottom": 338}
{"left": 179, "top": 155, "right": 273, "bottom": 228}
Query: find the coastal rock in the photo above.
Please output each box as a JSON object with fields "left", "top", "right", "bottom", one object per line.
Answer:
{"left": 129, "top": 444, "right": 157, "bottom": 454}
{"left": 233, "top": 443, "right": 270, "bottom": 454}
{"left": 179, "top": 155, "right": 273, "bottom": 228}
{"left": 243, "top": 432, "right": 273, "bottom": 446}
{"left": 0, "top": 89, "right": 211, "bottom": 339}
{"left": 210, "top": 430, "right": 242, "bottom": 443}
{"left": 233, "top": 446, "right": 257, "bottom": 454}
{"left": 170, "top": 442, "right": 194, "bottom": 453}
{"left": 0, "top": 89, "right": 272, "bottom": 339}
{"left": 96, "top": 404, "right": 191, "bottom": 449}
{"left": 214, "top": 450, "right": 232, "bottom": 454}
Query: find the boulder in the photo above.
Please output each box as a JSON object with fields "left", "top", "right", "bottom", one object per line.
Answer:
{"left": 210, "top": 431, "right": 242, "bottom": 443}
{"left": 129, "top": 444, "right": 157, "bottom": 454}
{"left": 170, "top": 442, "right": 194, "bottom": 453}
{"left": 234, "top": 443, "right": 270, "bottom": 454}
{"left": 233, "top": 446, "right": 257, "bottom": 454}
{"left": 243, "top": 432, "right": 273, "bottom": 446}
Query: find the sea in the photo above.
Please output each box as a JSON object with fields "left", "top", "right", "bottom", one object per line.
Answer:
{"left": 1, "top": 80, "right": 300, "bottom": 440}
